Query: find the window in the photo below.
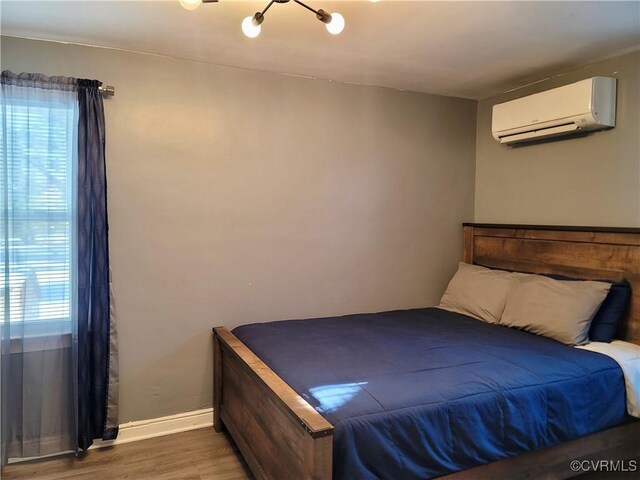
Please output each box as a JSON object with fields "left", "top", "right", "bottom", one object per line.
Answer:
{"left": 1, "top": 88, "right": 78, "bottom": 332}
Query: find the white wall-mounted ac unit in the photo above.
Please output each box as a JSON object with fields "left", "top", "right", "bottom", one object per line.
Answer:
{"left": 492, "top": 77, "right": 616, "bottom": 145}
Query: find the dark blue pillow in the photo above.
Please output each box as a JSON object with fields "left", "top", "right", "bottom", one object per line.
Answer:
{"left": 544, "top": 274, "right": 631, "bottom": 342}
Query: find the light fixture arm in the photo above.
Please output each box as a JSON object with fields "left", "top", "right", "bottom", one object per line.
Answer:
{"left": 260, "top": 0, "right": 277, "bottom": 17}
{"left": 247, "top": 0, "right": 277, "bottom": 27}
{"left": 293, "top": 0, "right": 332, "bottom": 23}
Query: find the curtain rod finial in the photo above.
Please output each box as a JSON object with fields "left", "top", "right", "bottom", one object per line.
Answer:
{"left": 99, "top": 85, "right": 115, "bottom": 97}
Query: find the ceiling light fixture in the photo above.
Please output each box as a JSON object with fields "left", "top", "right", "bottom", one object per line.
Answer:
{"left": 179, "top": 0, "right": 205, "bottom": 11}
{"left": 179, "top": 0, "right": 345, "bottom": 38}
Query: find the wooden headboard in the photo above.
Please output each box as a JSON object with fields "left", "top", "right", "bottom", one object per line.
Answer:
{"left": 463, "top": 223, "right": 640, "bottom": 344}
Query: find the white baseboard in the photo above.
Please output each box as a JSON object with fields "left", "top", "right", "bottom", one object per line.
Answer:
{"left": 94, "top": 407, "right": 214, "bottom": 448}
{"left": 8, "top": 408, "right": 214, "bottom": 464}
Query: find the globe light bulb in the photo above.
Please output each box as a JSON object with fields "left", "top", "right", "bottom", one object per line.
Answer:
{"left": 242, "top": 16, "right": 262, "bottom": 38}
{"left": 325, "top": 12, "right": 345, "bottom": 35}
{"left": 179, "top": 0, "right": 201, "bottom": 11}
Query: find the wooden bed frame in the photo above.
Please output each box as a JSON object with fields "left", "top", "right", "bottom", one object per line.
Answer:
{"left": 213, "top": 223, "right": 640, "bottom": 479}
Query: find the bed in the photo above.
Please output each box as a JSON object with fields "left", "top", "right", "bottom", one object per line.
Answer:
{"left": 212, "top": 223, "right": 640, "bottom": 479}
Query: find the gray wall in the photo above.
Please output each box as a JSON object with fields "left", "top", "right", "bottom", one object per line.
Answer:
{"left": 475, "top": 50, "right": 640, "bottom": 227}
{"left": 1, "top": 36, "right": 477, "bottom": 422}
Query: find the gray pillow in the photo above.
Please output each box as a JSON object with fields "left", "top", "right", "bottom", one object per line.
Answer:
{"left": 439, "top": 262, "right": 524, "bottom": 324}
{"left": 501, "top": 275, "right": 611, "bottom": 345}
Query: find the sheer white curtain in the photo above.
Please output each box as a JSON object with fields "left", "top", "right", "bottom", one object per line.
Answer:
{"left": 1, "top": 74, "right": 79, "bottom": 463}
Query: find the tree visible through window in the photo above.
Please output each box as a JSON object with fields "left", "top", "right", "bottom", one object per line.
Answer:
{"left": 1, "top": 96, "right": 76, "bottom": 329}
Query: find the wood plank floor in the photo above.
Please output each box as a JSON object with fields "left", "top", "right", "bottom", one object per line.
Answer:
{"left": 3, "top": 428, "right": 630, "bottom": 479}
{"left": 2, "top": 428, "right": 253, "bottom": 480}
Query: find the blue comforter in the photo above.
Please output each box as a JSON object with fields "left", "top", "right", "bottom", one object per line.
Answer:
{"left": 233, "top": 307, "right": 627, "bottom": 479}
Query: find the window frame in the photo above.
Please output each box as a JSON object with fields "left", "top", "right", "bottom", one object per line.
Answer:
{"left": 1, "top": 92, "right": 77, "bottom": 336}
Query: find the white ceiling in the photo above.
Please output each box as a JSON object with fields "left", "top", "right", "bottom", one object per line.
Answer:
{"left": 2, "top": 1, "right": 639, "bottom": 99}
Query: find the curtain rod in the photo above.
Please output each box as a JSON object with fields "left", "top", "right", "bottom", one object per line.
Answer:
{"left": 98, "top": 84, "right": 115, "bottom": 97}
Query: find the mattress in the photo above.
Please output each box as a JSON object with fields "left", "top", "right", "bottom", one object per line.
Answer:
{"left": 233, "top": 307, "right": 628, "bottom": 479}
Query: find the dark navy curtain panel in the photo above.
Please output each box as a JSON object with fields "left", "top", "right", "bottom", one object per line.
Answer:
{"left": 1, "top": 72, "right": 118, "bottom": 468}
{"left": 76, "top": 80, "right": 118, "bottom": 450}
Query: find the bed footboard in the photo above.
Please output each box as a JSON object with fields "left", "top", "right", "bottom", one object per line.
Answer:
{"left": 213, "top": 326, "right": 334, "bottom": 480}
